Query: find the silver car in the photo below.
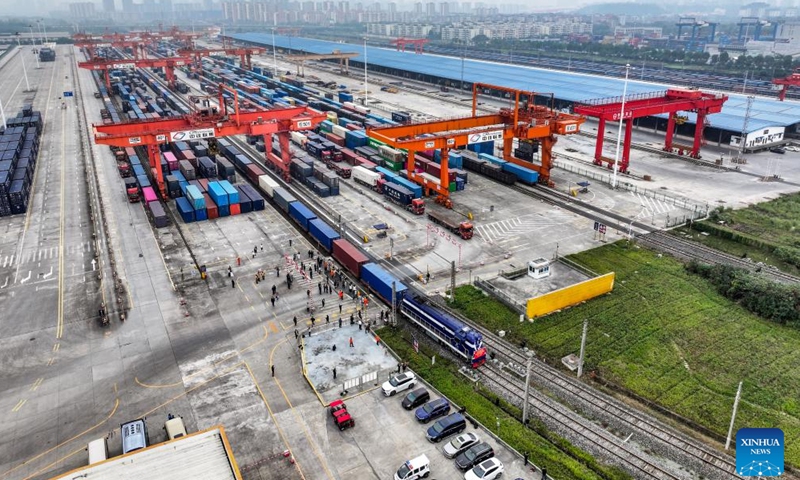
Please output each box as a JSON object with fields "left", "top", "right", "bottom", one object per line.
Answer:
{"left": 442, "top": 432, "right": 480, "bottom": 459}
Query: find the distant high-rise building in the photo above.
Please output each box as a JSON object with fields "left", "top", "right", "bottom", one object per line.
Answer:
{"left": 69, "top": 1, "right": 96, "bottom": 18}
{"left": 103, "top": 0, "right": 115, "bottom": 12}
{"left": 440, "top": 2, "right": 448, "bottom": 14}
{"left": 426, "top": 1, "right": 435, "bottom": 16}
{"left": 388, "top": 2, "right": 396, "bottom": 13}
{"left": 121, "top": 0, "right": 133, "bottom": 12}
{"left": 414, "top": 2, "right": 422, "bottom": 14}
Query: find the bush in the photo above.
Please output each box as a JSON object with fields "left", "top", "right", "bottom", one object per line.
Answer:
{"left": 685, "top": 261, "right": 800, "bottom": 325}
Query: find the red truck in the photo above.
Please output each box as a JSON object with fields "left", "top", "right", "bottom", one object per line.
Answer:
{"left": 124, "top": 178, "right": 140, "bottom": 203}
{"left": 330, "top": 400, "right": 355, "bottom": 430}
{"left": 428, "top": 209, "right": 473, "bottom": 240}
{"left": 115, "top": 151, "right": 131, "bottom": 177}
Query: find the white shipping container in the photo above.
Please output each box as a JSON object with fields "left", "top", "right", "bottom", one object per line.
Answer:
{"left": 290, "top": 131, "right": 307, "bottom": 146}
{"left": 352, "top": 166, "right": 381, "bottom": 187}
{"left": 332, "top": 125, "right": 348, "bottom": 138}
{"left": 419, "top": 172, "right": 441, "bottom": 185}
{"left": 258, "top": 174, "right": 280, "bottom": 198}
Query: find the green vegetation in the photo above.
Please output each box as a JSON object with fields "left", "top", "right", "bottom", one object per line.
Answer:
{"left": 379, "top": 327, "right": 632, "bottom": 480}
{"left": 685, "top": 261, "right": 800, "bottom": 325}
{"left": 452, "top": 243, "right": 800, "bottom": 465}
{"left": 673, "top": 195, "right": 800, "bottom": 276}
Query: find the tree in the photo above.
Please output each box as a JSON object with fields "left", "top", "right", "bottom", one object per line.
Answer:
{"left": 471, "top": 34, "right": 490, "bottom": 46}
{"left": 719, "top": 51, "right": 730, "bottom": 65}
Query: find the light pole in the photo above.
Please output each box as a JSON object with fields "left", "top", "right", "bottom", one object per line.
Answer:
{"left": 35, "top": 20, "right": 43, "bottom": 45}
{"left": 611, "top": 64, "right": 632, "bottom": 189}
{"left": 271, "top": 28, "right": 278, "bottom": 78}
{"left": 28, "top": 26, "right": 40, "bottom": 69}
{"left": 363, "top": 37, "right": 368, "bottom": 107}
{"left": 15, "top": 34, "right": 31, "bottom": 92}
{"left": 41, "top": 19, "right": 48, "bottom": 44}
{"left": 0, "top": 94, "right": 7, "bottom": 130}
{"left": 460, "top": 41, "right": 465, "bottom": 91}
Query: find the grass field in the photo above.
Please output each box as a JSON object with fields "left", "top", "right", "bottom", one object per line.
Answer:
{"left": 452, "top": 242, "right": 800, "bottom": 465}
{"left": 675, "top": 193, "right": 800, "bottom": 276}
{"left": 379, "top": 327, "right": 632, "bottom": 480}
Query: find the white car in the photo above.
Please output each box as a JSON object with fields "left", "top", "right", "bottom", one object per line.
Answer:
{"left": 382, "top": 372, "right": 417, "bottom": 396}
{"left": 464, "top": 458, "right": 504, "bottom": 480}
{"left": 443, "top": 432, "right": 480, "bottom": 459}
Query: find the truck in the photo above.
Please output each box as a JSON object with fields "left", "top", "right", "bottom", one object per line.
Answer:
{"left": 427, "top": 209, "right": 473, "bottom": 240}
{"left": 380, "top": 180, "right": 425, "bottom": 215}
{"left": 328, "top": 161, "right": 352, "bottom": 179}
{"left": 329, "top": 400, "right": 355, "bottom": 430}
{"left": 114, "top": 150, "right": 131, "bottom": 177}
{"left": 352, "top": 165, "right": 381, "bottom": 188}
{"left": 124, "top": 178, "right": 140, "bottom": 203}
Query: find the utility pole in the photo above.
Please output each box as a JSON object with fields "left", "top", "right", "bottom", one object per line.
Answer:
{"left": 577, "top": 320, "right": 588, "bottom": 378}
{"left": 735, "top": 96, "right": 755, "bottom": 164}
{"left": 450, "top": 261, "right": 456, "bottom": 303}
{"left": 363, "top": 38, "right": 368, "bottom": 108}
{"left": 391, "top": 281, "right": 397, "bottom": 326}
{"left": 522, "top": 354, "right": 533, "bottom": 425}
{"left": 611, "top": 64, "right": 631, "bottom": 189}
{"left": 725, "top": 381, "right": 743, "bottom": 450}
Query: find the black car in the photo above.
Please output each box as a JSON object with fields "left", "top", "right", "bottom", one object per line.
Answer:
{"left": 401, "top": 388, "right": 430, "bottom": 410}
{"left": 455, "top": 442, "right": 495, "bottom": 470}
{"left": 770, "top": 146, "right": 786, "bottom": 154}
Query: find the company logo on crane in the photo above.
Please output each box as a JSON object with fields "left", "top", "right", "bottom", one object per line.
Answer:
{"left": 170, "top": 128, "right": 215, "bottom": 142}
{"left": 468, "top": 130, "right": 503, "bottom": 144}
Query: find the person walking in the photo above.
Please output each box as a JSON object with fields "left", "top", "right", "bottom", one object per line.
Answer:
{"left": 357, "top": 319, "right": 362, "bottom": 330}
{"left": 253, "top": 246, "right": 258, "bottom": 258}
{"left": 338, "top": 318, "right": 342, "bottom": 328}
{"left": 260, "top": 243, "right": 264, "bottom": 252}
{"left": 272, "top": 285, "right": 277, "bottom": 295}
{"left": 321, "top": 298, "right": 325, "bottom": 308}
{"left": 349, "top": 337, "right": 354, "bottom": 348}
{"left": 294, "top": 329, "right": 299, "bottom": 339}
{"left": 271, "top": 364, "right": 275, "bottom": 377}
{"left": 318, "top": 283, "right": 322, "bottom": 295}
{"left": 231, "top": 278, "right": 236, "bottom": 288}
{"left": 333, "top": 367, "right": 337, "bottom": 380}
{"left": 270, "top": 296, "right": 275, "bottom": 307}
{"left": 339, "top": 304, "right": 343, "bottom": 314}
{"left": 326, "top": 314, "right": 330, "bottom": 324}
{"left": 293, "top": 316, "right": 297, "bottom": 327}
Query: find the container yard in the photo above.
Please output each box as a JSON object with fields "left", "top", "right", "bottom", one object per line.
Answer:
{"left": 1, "top": 23, "right": 800, "bottom": 480}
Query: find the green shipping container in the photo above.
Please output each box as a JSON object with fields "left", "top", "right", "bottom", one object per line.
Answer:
{"left": 320, "top": 124, "right": 333, "bottom": 133}
{"left": 367, "top": 137, "right": 386, "bottom": 149}
{"left": 384, "top": 159, "right": 403, "bottom": 171}
{"left": 449, "top": 182, "right": 456, "bottom": 192}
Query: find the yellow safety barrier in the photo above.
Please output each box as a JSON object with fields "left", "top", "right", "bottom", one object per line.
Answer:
{"left": 526, "top": 272, "right": 615, "bottom": 318}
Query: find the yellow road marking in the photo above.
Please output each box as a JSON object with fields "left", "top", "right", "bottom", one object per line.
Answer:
{"left": 21, "top": 447, "right": 85, "bottom": 480}
{"left": 52, "top": 343, "right": 59, "bottom": 352}
{"left": 46, "top": 357, "right": 54, "bottom": 366}
{"left": 269, "top": 339, "right": 334, "bottom": 479}
{"left": 0, "top": 398, "right": 119, "bottom": 479}
{"left": 11, "top": 399, "right": 27, "bottom": 413}
{"left": 268, "top": 321, "right": 279, "bottom": 333}
{"left": 56, "top": 101, "right": 66, "bottom": 340}
{"left": 29, "top": 378, "right": 43, "bottom": 391}
{"left": 244, "top": 362, "right": 306, "bottom": 480}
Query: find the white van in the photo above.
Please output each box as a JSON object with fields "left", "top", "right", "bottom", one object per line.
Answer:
{"left": 87, "top": 438, "right": 108, "bottom": 465}
{"left": 164, "top": 416, "right": 187, "bottom": 440}
{"left": 394, "top": 454, "right": 430, "bottom": 480}
{"left": 121, "top": 419, "right": 148, "bottom": 454}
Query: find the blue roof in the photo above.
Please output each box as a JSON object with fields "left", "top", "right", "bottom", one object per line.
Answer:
{"left": 234, "top": 33, "right": 800, "bottom": 135}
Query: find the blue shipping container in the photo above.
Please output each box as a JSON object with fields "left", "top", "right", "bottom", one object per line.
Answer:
{"left": 360, "top": 263, "right": 407, "bottom": 305}
{"left": 376, "top": 166, "right": 399, "bottom": 181}
{"left": 137, "top": 175, "right": 151, "bottom": 189}
{"left": 479, "top": 153, "right": 507, "bottom": 166}
{"left": 219, "top": 180, "right": 239, "bottom": 204}
{"left": 308, "top": 218, "right": 341, "bottom": 251}
{"left": 392, "top": 176, "right": 422, "bottom": 199}
{"left": 175, "top": 197, "right": 195, "bottom": 223}
{"left": 195, "top": 208, "right": 208, "bottom": 221}
{"left": 502, "top": 162, "right": 539, "bottom": 185}
{"left": 272, "top": 188, "right": 296, "bottom": 213}
{"left": 185, "top": 185, "right": 206, "bottom": 210}
{"left": 208, "top": 182, "right": 229, "bottom": 206}
{"left": 239, "top": 184, "right": 265, "bottom": 211}
{"left": 236, "top": 186, "right": 253, "bottom": 213}
{"left": 383, "top": 182, "right": 414, "bottom": 206}
{"left": 288, "top": 201, "right": 317, "bottom": 231}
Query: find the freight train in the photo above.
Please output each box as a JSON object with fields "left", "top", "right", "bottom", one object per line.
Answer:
{"left": 223, "top": 139, "right": 487, "bottom": 368}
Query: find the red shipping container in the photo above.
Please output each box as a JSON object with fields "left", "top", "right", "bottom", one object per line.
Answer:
{"left": 198, "top": 179, "right": 209, "bottom": 192}
{"left": 332, "top": 239, "right": 369, "bottom": 278}
{"left": 246, "top": 164, "right": 266, "bottom": 184}
{"left": 325, "top": 133, "right": 345, "bottom": 147}
{"left": 359, "top": 159, "right": 377, "bottom": 170}
{"left": 230, "top": 203, "right": 241, "bottom": 215}
{"left": 204, "top": 193, "right": 218, "bottom": 219}
{"left": 340, "top": 148, "right": 358, "bottom": 165}
{"left": 345, "top": 124, "right": 361, "bottom": 131}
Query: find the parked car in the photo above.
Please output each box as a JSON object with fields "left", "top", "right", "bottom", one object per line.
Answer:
{"left": 455, "top": 442, "right": 494, "bottom": 470}
{"left": 394, "top": 454, "right": 431, "bottom": 480}
{"left": 382, "top": 372, "right": 417, "bottom": 397}
{"left": 402, "top": 388, "right": 430, "bottom": 410}
{"left": 426, "top": 413, "right": 466, "bottom": 443}
{"left": 415, "top": 398, "right": 451, "bottom": 423}
{"left": 443, "top": 432, "right": 480, "bottom": 459}
{"left": 464, "top": 458, "right": 504, "bottom": 480}
{"left": 770, "top": 146, "right": 786, "bottom": 154}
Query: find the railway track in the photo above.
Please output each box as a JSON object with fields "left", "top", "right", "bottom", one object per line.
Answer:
{"left": 639, "top": 230, "right": 800, "bottom": 285}
{"left": 479, "top": 363, "right": 683, "bottom": 480}
{"left": 427, "top": 299, "right": 741, "bottom": 480}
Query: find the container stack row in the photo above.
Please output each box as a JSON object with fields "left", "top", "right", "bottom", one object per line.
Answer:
{"left": 0, "top": 106, "right": 43, "bottom": 217}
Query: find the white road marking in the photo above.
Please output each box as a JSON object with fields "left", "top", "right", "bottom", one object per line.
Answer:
{"left": 43, "top": 266, "right": 53, "bottom": 279}
{"left": 19, "top": 271, "right": 31, "bottom": 284}
{"left": 0, "top": 277, "right": 7, "bottom": 288}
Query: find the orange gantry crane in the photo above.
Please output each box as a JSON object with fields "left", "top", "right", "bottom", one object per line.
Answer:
{"left": 177, "top": 46, "right": 266, "bottom": 71}
{"left": 93, "top": 84, "right": 326, "bottom": 196}
{"left": 368, "top": 83, "right": 585, "bottom": 206}
{"left": 772, "top": 68, "right": 800, "bottom": 101}
{"left": 78, "top": 56, "right": 192, "bottom": 89}
{"left": 74, "top": 36, "right": 149, "bottom": 60}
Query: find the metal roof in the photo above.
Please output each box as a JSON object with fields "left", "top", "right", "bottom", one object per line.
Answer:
{"left": 53, "top": 427, "right": 241, "bottom": 480}
{"left": 233, "top": 33, "right": 800, "bottom": 135}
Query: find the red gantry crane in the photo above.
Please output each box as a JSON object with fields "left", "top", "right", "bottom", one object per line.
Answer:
{"left": 93, "top": 84, "right": 326, "bottom": 196}
{"left": 73, "top": 35, "right": 149, "bottom": 61}
{"left": 574, "top": 88, "right": 727, "bottom": 173}
{"left": 391, "top": 38, "right": 429, "bottom": 54}
{"left": 78, "top": 56, "right": 192, "bottom": 89}
{"left": 772, "top": 68, "right": 800, "bottom": 101}
{"left": 368, "top": 83, "right": 585, "bottom": 207}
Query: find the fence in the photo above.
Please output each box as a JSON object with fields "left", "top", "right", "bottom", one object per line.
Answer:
{"left": 553, "top": 158, "right": 709, "bottom": 217}
{"left": 473, "top": 276, "right": 527, "bottom": 317}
